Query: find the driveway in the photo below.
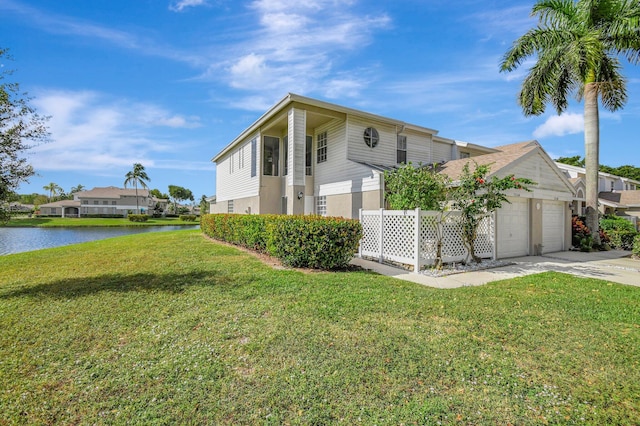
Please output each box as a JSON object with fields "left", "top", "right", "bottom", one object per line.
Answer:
{"left": 352, "top": 250, "right": 639, "bottom": 289}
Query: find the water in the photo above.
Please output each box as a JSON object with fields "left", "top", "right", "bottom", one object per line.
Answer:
{"left": 0, "top": 226, "right": 199, "bottom": 255}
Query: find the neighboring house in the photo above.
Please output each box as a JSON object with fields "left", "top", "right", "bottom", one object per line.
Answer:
{"left": 38, "top": 200, "right": 81, "bottom": 217}
{"left": 211, "top": 93, "right": 491, "bottom": 218}
{"left": 438, "top": 141, "right": 575, "bottom": 257}
{"left": 598, "top": 191, "right": 640, "bottom": 230}
{"left": 39, "top": 187, "right": 168, "bottom": 217}
{"left": 555, "top": 162, "right": 640, "bottom": 224}
{"left": 8, "top": 202, "right": 35, "bottom": 213}
{"left": 211, "top": 94, "right": 577, "bottom": 257}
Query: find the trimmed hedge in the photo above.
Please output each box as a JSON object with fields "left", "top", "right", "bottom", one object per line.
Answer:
{"left": 633, "top": 235, "right": 640, "bottom": 257}
{"left": 201, "top": 214, "right": 362, "bottom": 269}
{"left": 179, "top": 215, "right": 197, "bottom": 222}
{"left": 128, "top": 214, "right": 149, "bottom": 222}
{"left": 600, "top": 216, "right": 637, "bottom": 233}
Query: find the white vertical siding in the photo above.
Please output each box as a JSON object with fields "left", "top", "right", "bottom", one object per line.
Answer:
{"left": 287, "top": 107, "right": 306, "bottom": 186}
{"left": 216, "top": 135, "right": 260, "bottom": 202}
{"left": 405, "top": 130, "right": 433, "bottom": 165}
{"left": 507, "top": 153, "right": 569, "bottom": 193}
{"left": 431, "top": 140, "right": 453, "bottom": 164}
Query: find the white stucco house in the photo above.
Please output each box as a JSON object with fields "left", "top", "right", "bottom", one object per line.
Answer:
{"left": 211, "top": 94, "right": 576, "bottom": 257}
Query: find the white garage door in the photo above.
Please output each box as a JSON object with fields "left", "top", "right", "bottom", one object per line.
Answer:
{"left": 542, "top": 200, "right": 565, "bottom": 253}
{"left": 497, "top": 197, "right": 529, "bottom": 258}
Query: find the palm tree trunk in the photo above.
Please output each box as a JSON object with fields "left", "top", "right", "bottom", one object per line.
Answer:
{"left": 135, "top": 183, "right": 140, "bottom": 215}
{"left": 584, "top": 82, "right": 601, "bottom": 246}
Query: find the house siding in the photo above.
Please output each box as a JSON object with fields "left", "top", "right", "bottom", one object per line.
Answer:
{"left": 503, "top": 153, "right": 569, "bottom": 193}
{"left": 216, "top": 136, "right": 260, "bottom": 203}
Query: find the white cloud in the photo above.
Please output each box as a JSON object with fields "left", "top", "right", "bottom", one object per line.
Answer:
{"left": 533, "top": 113, "right": 584, "bottom": 138}
{"left": 29, "top": 90, "right": 201, "bottom": 172}
{"left": 211, "top": 0, "right": 390, "bottom": 103}
{"left": 169, "top": 0, "right": 208, "bottom": 12}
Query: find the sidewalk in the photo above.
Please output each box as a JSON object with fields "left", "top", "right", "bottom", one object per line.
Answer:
{"left": 351, "top": 250, "right": 640, "bottom": 289}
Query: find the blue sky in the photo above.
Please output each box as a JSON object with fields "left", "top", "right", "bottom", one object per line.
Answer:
{"left": 2, "top": 0, "right": 639, "bottom": 200}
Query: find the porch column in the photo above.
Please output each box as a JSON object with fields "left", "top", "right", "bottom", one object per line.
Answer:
{"left": 286, "top": 107, "right": 306, "bottom": 215}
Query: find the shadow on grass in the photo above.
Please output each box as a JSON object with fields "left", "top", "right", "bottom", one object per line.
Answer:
{"left": 0, "top": 271, "right": 232, "bottom": 300}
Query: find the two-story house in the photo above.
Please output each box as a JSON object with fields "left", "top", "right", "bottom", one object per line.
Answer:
{"left": 211, "top": 94, "right": 577, "bottom": 257}
{"left": 211, "top": 93, "right": 497, "bottom": 218}
{"left": 39, "top": 187, "right": 168, "bottom": 217}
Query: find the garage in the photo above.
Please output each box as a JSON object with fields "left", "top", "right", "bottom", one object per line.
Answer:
{"left": 497, "top": 197, "right": 529, "bottom": 258}
{"left": 542, "top": 200, "right": 565, "bottom": 253}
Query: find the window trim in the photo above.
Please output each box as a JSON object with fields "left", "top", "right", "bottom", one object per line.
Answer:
{"left": 317, "top": 131, "right": 327, "bottom": 164}
{"left": 397, "top": 135, "right": 407, "bottom": 164}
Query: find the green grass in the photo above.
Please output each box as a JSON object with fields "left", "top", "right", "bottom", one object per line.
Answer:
{"left": 1, "top": 230, "right": 639, "bottom": 425}
{"left": 3, "top": 216, "right": 199, "bottom": 227}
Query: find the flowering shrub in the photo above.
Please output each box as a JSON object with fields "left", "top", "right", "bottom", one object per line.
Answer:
{"left": 571, "top": 216, "right": 592, "bottom": 251}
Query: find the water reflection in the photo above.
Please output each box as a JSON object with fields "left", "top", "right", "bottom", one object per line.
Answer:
{"left": 0, "top": 226, "right": 198, "bottom": 255}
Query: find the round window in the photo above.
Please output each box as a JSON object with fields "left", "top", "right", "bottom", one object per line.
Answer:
{"left": 363, "top": 127, "right": 379, "bottom": 148}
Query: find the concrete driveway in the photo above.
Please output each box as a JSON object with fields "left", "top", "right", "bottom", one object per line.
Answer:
{"left": 352, "top": 250, "right": 640, "bottom": 289}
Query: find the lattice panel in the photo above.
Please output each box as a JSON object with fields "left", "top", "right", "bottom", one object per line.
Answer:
{"left": 359, "top": 210, "right": 495, "bottom": 268}
{"left": 441, "top": 215, "right": 467, "bottom": 261}
{"left": 360, "top": 213, "right": 381, "bottom": 255}
{"left": 419, "top": 214, "right": 439, "bottom": 262}
{"left": 474, "top": 215, "right": 494, "bottom": 258}
{"left": 382, "top": 213, "right": 416, "bottom": 262}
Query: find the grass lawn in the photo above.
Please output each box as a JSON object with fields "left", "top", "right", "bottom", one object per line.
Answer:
{"left": 3, "top": 216, "right": 199, "bottom": 227}
{"left": 1, "top": 230, "right": 638, "bottom": 424}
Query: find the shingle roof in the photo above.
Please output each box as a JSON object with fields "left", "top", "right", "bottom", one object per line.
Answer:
{"left": 39, "top": 200, "right": 81, "bottom": 208}
{"left": 599, "top": 191, "right": 640, "bottom": 207}
{"left": 436, "top": 140, "right": 540, "bottom": 181}
{"left": 78, "top": 186, "right": 150, "bottom": 198}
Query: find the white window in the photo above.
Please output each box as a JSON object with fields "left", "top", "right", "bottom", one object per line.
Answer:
{"left": 250, "top": 138, "right": 257, "bottom": 177}
{"left": 263, "top": 136, "right": 280, "bottom": 176}
{"left": 460, "top": 151, "right": 470, "bottom": 159}
{"left": 316, "top": 196, "right": 327, "bottom": 216}
{"left": 305, "top": 135, "right": 313, "bottom": 176}
{"left": 397, "top": 135, "right": 407, "bottom": 164}
{"left": 317, "top": 131, "right": 327, "bottom": 163}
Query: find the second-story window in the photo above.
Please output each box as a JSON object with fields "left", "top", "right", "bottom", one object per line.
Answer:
{"left": 317, "top": 131, "right": 327, "bottom": 163}
{"left": 397, "top": 135, "right": 407, "bottom": 164}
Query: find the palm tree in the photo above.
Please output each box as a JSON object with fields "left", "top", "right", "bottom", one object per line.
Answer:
{"left": 124, "top": 163, "right": 151, "bottom": 214}
{"left": 43, "top": 182, "right": 62, "bottom": 202}
{"left": 500, "top": 0, "right": 640, "bottom": 245}
{"left": 70, "top": 184, "right": 85, "bottom": 194}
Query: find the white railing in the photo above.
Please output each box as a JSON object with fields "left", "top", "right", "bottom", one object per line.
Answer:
{"left": 359, "top": 208, "right": 495, "bottom": 272}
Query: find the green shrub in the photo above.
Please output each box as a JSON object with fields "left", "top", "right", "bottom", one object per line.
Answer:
{"left": 201, "top": 214, "right": 362, "bottom": 269}
{"left": 607, "top": 230, "right": 637, "bottom": 251}
{"left": 633, "top": 235, "right": 640, "bottom": 257}
{"left": 128, "top": 214, "right": 149, "bottom": 222}
{"left": 179, "top": 214, "right": 197, "bottom": 222}
{"left": 200, "top": 214, "right": 270, "bottom": 252}
{"left": 600, "top": 216, "right": 637, "bottom": 233}
{"left": 266, "top": 215, "right": 362, "bottom": 269}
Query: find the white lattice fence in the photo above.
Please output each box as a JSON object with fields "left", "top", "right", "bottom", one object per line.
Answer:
{"left": 359, "top": 208, "right": 495, "bottom": 271}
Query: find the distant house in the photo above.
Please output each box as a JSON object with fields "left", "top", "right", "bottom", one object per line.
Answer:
{"left": 39, "top": 187, "right": 168, "bottom": 217}
{"left": 555, "top": 163, "right": 640, "bottom": 229}
{"left": 211, "top": 94, "right": 577, "bottom": 257}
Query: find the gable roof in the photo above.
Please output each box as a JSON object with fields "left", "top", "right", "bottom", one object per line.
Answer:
{"left": 436, "top": 140, "right": 576, "bottom": 195}
{"left": 599, "top": 190, "right": 640, "bottom": 208}
{"left": 78, "top": 186, "right": 150, "bottom": 198}
{"left": 212, "top": 93, "right": 443, "bottom": 163}
{"left": 39, "top": 200, "right": 81, "bottom": 208}
{"left": 437, "top": 140, "right": 539, "bottom": 181}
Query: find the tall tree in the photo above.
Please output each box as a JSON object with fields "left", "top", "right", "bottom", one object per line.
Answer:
{"left": 70, "top": 184, "right": 85, "bottom": 194}
{"left": 0, "top": 48, "right": 50, "bottom": 222}
{"left": 43, "top": 182, "right": 62, "bottom": 202}
{"left": 124, "top": 163, "right": 151, "bottom": 214}
{"left": 168, "top": 185, "right": 194, "bottom": 215}
{"left": 500, "top": 0, "right": 640, "bottom": 245}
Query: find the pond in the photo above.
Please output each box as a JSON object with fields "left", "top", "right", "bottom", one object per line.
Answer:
{"left": 0, "top": 226, "right": 199, "bottom": 255}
